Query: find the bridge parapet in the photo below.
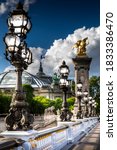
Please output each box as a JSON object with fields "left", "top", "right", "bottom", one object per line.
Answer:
{"left": 0, "top": 117, "right": 99, "bottom": 150}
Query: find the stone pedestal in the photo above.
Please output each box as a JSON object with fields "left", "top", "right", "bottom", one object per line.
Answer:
{"left": 72, "top": 56, "right": 92, "bottom": 118}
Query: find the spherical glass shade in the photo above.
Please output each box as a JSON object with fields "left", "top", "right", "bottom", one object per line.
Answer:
{"left": 83, "top": 97, "right": 88, "bottom": 102}
{"left": 60, "top": 67, "right": 69, "bottom": 74}
{"left": 59, "top": 61, "right": 70, "bottom": 78}
{"left": 7, "top": 3, "right": 32, "bottom": 37}
{"left": 77, "top": 82, "right": 82, "bottom": 89}
{"left": 83, "top": 90, "right": 88, "bottom": 96}
{"left": 8, "top": 14, "right": 27, "bottom": 27}
{"left": 8, "top": 14, "right": 30, "bottom": 36}
{"left": 77, "top": 91, "right": 82, "bottom": 96}
{"left": 89, "top": 101, "right": 92, "bottom": 104}
{"left": 89, "top": 96, "right": 92, "bottom": 100}
{"left": 4, "top": 34, "right": 20, "bottom": 52}
{"left": 25, "top": 49, "right": 32, "bottom": 64}
{"left": 21, "top": 45, "right": 32, "bottom": 65}
{"left": 81, "top": 103, "right": 85, "bottom": 107}
{"left": 92, "top": 99, "right": 95, "bottom": 103}
{"left": 59, "top": 78, "right": 68, "bottom": 86}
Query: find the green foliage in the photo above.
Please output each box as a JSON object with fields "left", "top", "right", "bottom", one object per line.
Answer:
{"left": 33, "top": 96, "right": 52, "bottom": 114}
{"left": 0, "top": 93, "right": 11, "bottom": 114}
{"left": 52, "top": 98, "right": 62, "bottom": 110}
{"left": 22, "top": 84, "right": 34, "bottom": 103}
{"left": 89, "top": 76, "right": 100, "bottom": 114}
{"left": 67, "top": 97, "right": 75, "bottom": 111}
{"left": 0, "top": 84, "right": 75, "bottom": 115}
{"left": 71, "top": 81, "right": 75, "bottom": 93}
{"left": 22, "top": 84, "right": 35, "bottom": 113}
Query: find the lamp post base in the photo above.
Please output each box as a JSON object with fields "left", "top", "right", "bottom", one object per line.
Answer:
{"left": 60, "top": 108, "right": 73, "bottom": 121}
{"left": 5, "top": 91, "right": 34, "bottom": 131}
{"left": 5, "top": 107, "right": 34, "bottom": 131}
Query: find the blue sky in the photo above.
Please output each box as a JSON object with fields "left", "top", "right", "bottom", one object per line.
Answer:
{"left": 0, "top": 0, "right": 100, "bottom": 76}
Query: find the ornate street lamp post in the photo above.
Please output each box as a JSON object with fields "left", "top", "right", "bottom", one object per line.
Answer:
{"left": 92, "top": 100, "right": 97, "bottom": 116}
{"left": 4, "top": 3, "right": 34, "bottom": 131}
{"left": 88, "top": 96, "right": 92, "bottom": 117}
{"left": 76, "top": 81, "right": 83, "bottom": 119}
{"left": 83, "top": 89, "right": 89, "bottom": 118}
{"left": 59, "top": 61, "right": 72, "bottom": 121}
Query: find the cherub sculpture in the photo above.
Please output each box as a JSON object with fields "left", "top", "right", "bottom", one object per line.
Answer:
{"left": 72, "top": 37, "right": 89, "bottom": 56}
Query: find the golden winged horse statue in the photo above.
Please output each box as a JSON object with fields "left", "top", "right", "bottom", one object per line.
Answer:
{"left": 72, "top": 37, "right": 89, "bottom": 56}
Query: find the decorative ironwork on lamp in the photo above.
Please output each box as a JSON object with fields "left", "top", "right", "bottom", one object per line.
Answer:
{"left": 59, "top": 61, "right": 72, "bottom": 121}
{"left": 83, "top": 89, "right": 89, "bottom": 118}
{"left": 4, "top": 2, "right": 34, "bottom": 131}
{"left": 76, "top": 80, "right": 83, "bottom": 119}
{"left": 7, "top": 2, "right": 32, "bottom": 39}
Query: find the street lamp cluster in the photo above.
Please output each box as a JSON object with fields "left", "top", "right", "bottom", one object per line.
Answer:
{"left": 77, "top": 85, "right": 97, "bottom": 119}
{"left": 4, "top": 3, "right": 34, "bottom": 131}
{"left": 3, "top": 2, "right": 97, "bottom": 129}
{"left": 58, "top": 61, "right": 97, "bottom": 121}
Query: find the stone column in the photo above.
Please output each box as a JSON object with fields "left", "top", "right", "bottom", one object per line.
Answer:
{"left": 72, "top": 56, "right": 92, "bottom": 119}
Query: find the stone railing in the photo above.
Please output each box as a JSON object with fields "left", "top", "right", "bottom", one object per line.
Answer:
{"left": 0, "top": 117, "right": 99, "bottom": 150}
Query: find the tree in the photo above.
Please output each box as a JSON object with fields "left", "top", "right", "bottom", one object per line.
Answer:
{"left": 89, "top": 76, "right": 100, "bottom": 114}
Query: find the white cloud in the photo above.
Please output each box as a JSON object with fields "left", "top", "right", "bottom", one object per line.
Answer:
{"left": 43, "top": 26, "right": 100, "bottom": 77}
{"left": 4, "top": 26, "right": 100, "bottom": 78}
{"left": 0, "top": 2, "right": 7, "bottom": 15}
{"left": 0, "top": 0, "right": 35, "bottom": 15}
{"left": 24, "top": 0, "right": 36, "bottom": 11}
{"left": 27, "top": 47, "right": 44, "bottom": 74}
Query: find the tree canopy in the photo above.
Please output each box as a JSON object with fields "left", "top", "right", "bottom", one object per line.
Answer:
{"left": 89, "top": 76, "right": 100, "bottom": 114}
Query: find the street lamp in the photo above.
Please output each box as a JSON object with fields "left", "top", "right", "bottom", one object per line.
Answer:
{"left": 7, "top": 2, "right": 31, "bottom": 39}
{"left": 92, "top": 100, "right": 97, "bottom": 116}
{"left": 4, "top": 2, "right": 34, "bottom": 131}
{"left": 76, "top": 81, "right": 83, "bottom": 119}
{"left": 83, "top": 89, "right": 89, "bottom": 118}
{"left": 88, "top": 96, "right": 92, "bottom": 117}
{"left": 59, "top": 61, "right": 72, "bottom": 121}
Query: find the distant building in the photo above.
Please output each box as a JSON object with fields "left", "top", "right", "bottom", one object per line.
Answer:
{"left": 0, "top": 62, "right": 73, "bottom": 99}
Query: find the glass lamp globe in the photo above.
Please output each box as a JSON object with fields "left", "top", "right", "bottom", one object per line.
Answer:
{"left": 89, "top": 96, "right": 92, "bottom": 101}
{"left": 81, "top": 103, "right": 85, "bottom": 107}
{"left": 59, "top": 60, "right": 70, "bottom": 78}
{"left": 83, "top": 90, "right": 88, "bottom": 97}
{"left": 59, "top": 78, "right": 68, "bottom": 86}
{"left": 77, "top": 91, "right": 82, "bottom": 96}
{"left": 92, "top": 99, "right": 95, "bottom": 103}
{"left": 89, "top": 101, "right": 92, "bottom": 104}
{"left": 25, "top": 48, "right": 32, "bottom": 64}
{"left": 77, "top": 81, "right": 82, "bottom": 89}
{"left": 83, "top": 96, "right": 88, "bottom": 102}
{"left": 4, "top": 33, "right": 20, "bottom": 52}
{"left": 8, "top": 2, "right": 31, "bottom": 37}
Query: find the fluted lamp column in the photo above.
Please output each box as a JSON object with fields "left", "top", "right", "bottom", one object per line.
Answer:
{"left": 83, "top": 89, "right": 89, "bottom": 118}
{"left": 88, "top": 96, "right": 92, "bottom": 117}
{"left": 59, "top": 61, "right": 72, "bottom": 121}
{"left": 76, "top": 81, "right": 83, "bottom": 119}
{"left": 4, "top": 2, "right": 33, "bottom": 131}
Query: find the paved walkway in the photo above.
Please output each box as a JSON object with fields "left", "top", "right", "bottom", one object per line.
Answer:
{"left": 71, "top": 123, "right": 100, "bottom": 150}
{"left": 64, "top": 123, "right": 100, "bottom": 150}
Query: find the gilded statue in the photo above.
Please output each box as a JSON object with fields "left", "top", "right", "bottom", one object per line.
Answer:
{"left": 72, "top": 37, "right": 89, "bottom": 56}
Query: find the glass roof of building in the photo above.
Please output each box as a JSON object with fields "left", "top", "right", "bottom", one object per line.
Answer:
{"left": 0, "top": 70, "right": 49, "bottom": 88}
